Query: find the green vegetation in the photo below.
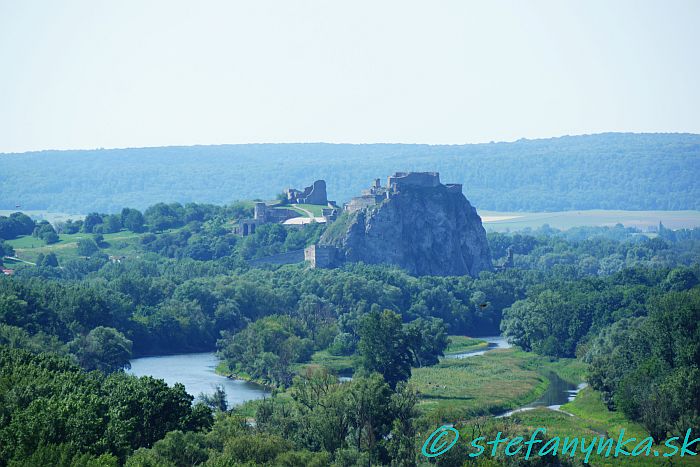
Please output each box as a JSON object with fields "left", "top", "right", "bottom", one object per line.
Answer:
{"left": 500, "top": 386, "right": 699, "bottom": 466}
{"left": 411, "top": 348, "right": 586, "bottom": 422}
{"left": 0, "top": 346, "right": 212, "bottom": 465}
{"left": 292, "top": 203, "right": 326, "bottom": 217}
{"left": 296, "top": 349, "right": 356, "bottom": 375}
{"left": 319, "top": 210, "right": 356, "bottom": 243}
{"left": 444, "top": 335, "right": 488, "bottom": 355}
{"left": 5, "top": 230, "right": 142, "bottom": 263}
{"left": 2, "top": 134, "right": 700, "bottom": 213}
{"left": 1, "top": 197, "right": 699, "bottom": 465}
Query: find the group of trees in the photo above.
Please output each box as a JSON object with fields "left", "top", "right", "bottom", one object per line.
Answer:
{"left": 56, "top": 201, "right": 253, "bottom": 238}
{"left": 217, "top": 308, "right": 449, "bottom": 389}
{"left": 0, "top": 212, "right": 35, "bottom": 240}
{"left": 585, "top": 288, "right": 699, "bottom": 441}
{"left": 126, "top": 369, "right": 419, "bottom": 466}
{"left": 501, "top": 265, "right": 699, "bottom": 358}
{"left": 0, "top": 347, "right": 212, "bottom": 465}
{"left": 356, "top": 310, "right": 448, "bottom": 388}
{"left": 218, "top": 315, "right": 316, "bottom": 386}
{"left": 0, "top": 240, "right": 14, "bottom": 265}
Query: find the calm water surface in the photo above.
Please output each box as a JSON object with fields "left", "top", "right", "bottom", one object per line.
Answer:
{"left": 128, "top": 352, "right": 269, "bottom": 406}
{"left": 444, "top": 335, "right": 512, "bottom": 359}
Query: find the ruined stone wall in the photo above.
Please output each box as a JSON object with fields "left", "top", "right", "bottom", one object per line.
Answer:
{"left": 388, "top": 172, "right": 440, "bottom": 189}
{"left": 304, "top": 244, "right": 342, "bottom": 268}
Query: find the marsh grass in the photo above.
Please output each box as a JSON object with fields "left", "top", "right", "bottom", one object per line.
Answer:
{"left": 498, "top": 388, "right": 697, "bottom": 466}
{"left": 295, "top": 349, "right": 356, "bottom": 375}
{"left": 412, "top": 348, "right": 586, "bottom": 423}
{"left": 444, "top": 336, "right": 488, "bottom": 355}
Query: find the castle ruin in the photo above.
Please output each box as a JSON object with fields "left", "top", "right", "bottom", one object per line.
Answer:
{"left": 345, "top": 171, "right": 463, "bottom": 213}
{"left": 233, "top": 180, "right": 335, "bottom": 236}
{"left": 286, "top": 180, "right": 328, "bottom": 205}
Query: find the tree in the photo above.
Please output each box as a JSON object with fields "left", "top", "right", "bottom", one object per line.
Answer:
{"left": 662, "top": 267, "right": 699, "bottom": 292}
{"left": 0, "top": 240, "right": 14, "bottom": 259}
{"left": 38, "top": 252, "right": 59, "bottom": 267}
{"left": 357, "top": 310, "right": 413, "bottom": 388}
{"left": 0, "top": 212, "right": 35, "bottom": 240}
{"left": 68, "top": 326, "right": 133, "bottom": 373}
{"left": 34, "top": 222, "right": 59, "bottom": 244}
{"left": 77, "top": 238, "right": 100, "bottom": 256}
{"left": 198, "top": 385, "right": 228, "bottom": 412}
{"left": 83, "top": 212, "right": 103, "bottom": 233}
{"left": 121, "top": 208, "right": 145, "bottom": 232}
{"left": 104, "top": 214, "right": 122, "bottom": 234}
{"left": 144, "top": 203, "right": 185, "bottom": 231}
{"left": 403, "top": 317, "right": 449, "bottom": 367}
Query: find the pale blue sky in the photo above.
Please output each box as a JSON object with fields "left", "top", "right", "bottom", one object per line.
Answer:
{"left": 0, "top": 0, "right": 698, "bottom": 153}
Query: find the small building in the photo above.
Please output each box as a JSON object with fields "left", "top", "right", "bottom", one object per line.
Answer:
{"left": 2, "top": 268, "right": 14, "bottom": 276}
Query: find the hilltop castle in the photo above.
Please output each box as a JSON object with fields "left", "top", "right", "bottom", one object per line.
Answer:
{"left": 311, "top": 171, "right": 492, "bottom": 276}
{"left": 344, "top": 172, "right": 463, "bottom": 213}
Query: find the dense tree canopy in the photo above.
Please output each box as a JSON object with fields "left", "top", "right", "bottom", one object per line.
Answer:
{"left": 2, "top": 134, "right": 699, "bottom": 213}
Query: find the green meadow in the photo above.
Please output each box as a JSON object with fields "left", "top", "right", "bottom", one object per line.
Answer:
{"left": 444, "top": 335, "right": 489, "bottom": 355}
{"left": 495, "top": 387, "right": 698, "bottom": 466}
{"left": 411, "top": 348, "right": 586, "bottom": 424}
{"left": 5, "top": 230, "right": 143, "bottom": 263}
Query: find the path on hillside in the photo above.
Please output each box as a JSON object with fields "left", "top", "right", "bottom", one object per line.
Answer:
{"left": 292, "top": 205, "right": 314, "bottom": 218}
{"left": 3, "top": 256, "right": 35, "bottom": 265}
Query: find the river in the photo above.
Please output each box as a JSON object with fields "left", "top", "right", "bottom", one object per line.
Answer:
{"left": 444, "top": 335, "right": 512, "bottom": 358}
{"left": 128, "top": 336, "right": 583, "bottom": 414}
{"left": 128, "top": 352, "right": 269, "bottom": 406}
{"left": 444, "top": 336, "right": 586, "bottom": 417}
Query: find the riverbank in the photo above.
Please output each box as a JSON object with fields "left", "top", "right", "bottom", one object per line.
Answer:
{"left": 412, "top": 347, "right": 587, "bottom": 423}
{"left": 129, "top": 352, "right": 270, "bottom": 406}
{"left": 214, "top": 359, "right": 280, "bottom": 392}
{"left": 443, "top": 335, "right": 490, "bottom": 355}
{"left": 496, "top": 387, "right": 698, "bottom": 466}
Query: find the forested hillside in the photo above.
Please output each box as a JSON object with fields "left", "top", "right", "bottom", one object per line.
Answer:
{"left": 1, "top": 133, "right": 699, "bottom": 213}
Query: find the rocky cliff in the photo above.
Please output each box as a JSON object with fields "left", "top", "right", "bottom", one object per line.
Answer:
{"left": 319, "top": 184, "right": 492, "bottom": 276}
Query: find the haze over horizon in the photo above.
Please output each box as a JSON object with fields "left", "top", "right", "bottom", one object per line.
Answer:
{"left": 1, "top": 0, "right": 699, "bottom": 153}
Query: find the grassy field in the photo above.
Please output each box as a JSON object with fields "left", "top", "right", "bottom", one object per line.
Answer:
{"left": 293, "top": 349, "right": 356, "bottom": 375}
{"left": 292, "top": 204, "right": 327, "bottom": 217}
{"left": 270, "top": 203, "right": 327, "bottom": 218}
{"left": 411, "top": 348, "right": 587, "bottom": 424}
{"left": 444, "top": 336, "right": 488, "bottom": 355}
{"left": 5, "top": 230, "right": 143, "bottom": 263}
{"left": 480, "top": 209, "right": 700, "bottom": 232}
{"left": 497, "top": 387, "right": 698, "bottom": 466}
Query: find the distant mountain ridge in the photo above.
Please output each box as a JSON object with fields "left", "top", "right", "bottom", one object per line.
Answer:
{"left": 1, "top": 133, "right": 698, "bottom": 213}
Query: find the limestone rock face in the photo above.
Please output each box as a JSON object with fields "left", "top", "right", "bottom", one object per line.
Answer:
{"left": 319, "top": 185, "right": 492, "bottom": 276}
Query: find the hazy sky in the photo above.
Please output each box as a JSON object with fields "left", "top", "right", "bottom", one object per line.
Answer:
{"left": 0, "top": 0, "right": 698, "bottom": 153}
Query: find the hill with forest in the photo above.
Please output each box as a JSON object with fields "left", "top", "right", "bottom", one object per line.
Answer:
{"left": 1, "top": 132, "right": 699, "bottom": 213}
